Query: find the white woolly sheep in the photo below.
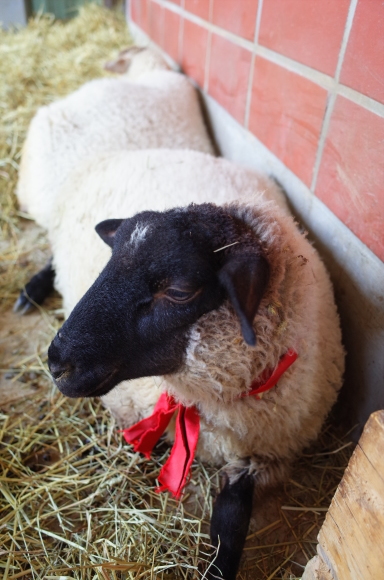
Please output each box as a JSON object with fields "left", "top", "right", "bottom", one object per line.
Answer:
{"left": 16, "top": 47, "right": 213, "bottom": 232}
{"left": 41, "top": 149, "right": 344, "bottom": 580}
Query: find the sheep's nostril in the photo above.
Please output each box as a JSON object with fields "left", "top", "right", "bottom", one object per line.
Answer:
{"left": 49, "top": 362, "right": 72, "bottom": 381}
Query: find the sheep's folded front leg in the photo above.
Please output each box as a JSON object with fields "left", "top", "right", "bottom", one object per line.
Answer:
{"left": 207, "top": 471, "right": 254, "bottom": 580}
{"left": 14, "top": 258, "right": 55, "bottom": 314}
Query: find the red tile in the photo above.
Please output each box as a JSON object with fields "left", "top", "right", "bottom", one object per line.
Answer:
{"left": 130, "top": 0, "right": 150, "bottom": 34}
{"left": 249, "top": 57, "right": 327, "bottom": 186}
{"left": 163, "top": 8, "right": 181, "bottom": 63}
{"left": 131, "top": 0, "right": 139, "bottom": 23}
{"left": 184, "top": 0, "right": 211, "bottom": 21}
{"left": 130, "top": 0, "right": 147, "bottom": 30}
{"left": 316, "top": 97, "right": 384, "bottom": 261}
{"left": 181, "top": 19, "right": 209, "bottom": 87}
{"left": 168, "top": 0, "right": 181, "bottom": 3}
{"left": 340, "top": 0, "right": 384, "bottom": 104}
{"left": 149, "top": 1, "right": 164, "bottom": 47}
{"left": 212, "top": 0, "right": 258, "bottom": 41}
{"left": 208, "top": 34, "right": 252, "bottom": 124}
{"left": 259, "top": 0, "right": 350, "bottom": 76}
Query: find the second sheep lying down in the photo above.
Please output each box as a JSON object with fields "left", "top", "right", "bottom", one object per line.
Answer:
{"left": 43, "top": 149, "right": 345, "bottom": 579}
{"left": 16, "top": 47, "right": 213, "bottom": 232}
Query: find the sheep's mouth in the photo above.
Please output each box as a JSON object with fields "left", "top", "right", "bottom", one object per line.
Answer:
{"left": 55, "top": 368, "right": 120, "bottom": 399}
{"left": 89, "top": 369, "right": 120, "bottom": 397}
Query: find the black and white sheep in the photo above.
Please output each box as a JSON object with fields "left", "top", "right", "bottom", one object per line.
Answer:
{"left": 15, "top": 51, "right": 344, "bottom": 580}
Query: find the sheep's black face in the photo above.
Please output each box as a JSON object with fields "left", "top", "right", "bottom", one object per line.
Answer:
{"left": 48, "top": 204, "right": 269, "bottom": 398}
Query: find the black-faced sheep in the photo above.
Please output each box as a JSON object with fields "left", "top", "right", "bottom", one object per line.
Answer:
{"left": 23, "top": 147, "right": 343, "bottom": 579}
{"left": 15, "top": 51, "right": 344, "bottom": 580}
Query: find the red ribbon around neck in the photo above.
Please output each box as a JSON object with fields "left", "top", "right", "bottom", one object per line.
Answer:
{"left": 122, "top": 349, "right": 298, "bottom": 498}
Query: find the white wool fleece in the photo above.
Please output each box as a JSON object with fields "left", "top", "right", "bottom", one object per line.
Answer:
{"left": 17, "top": 70, "right": 213, "bottom": 230}
{"left": 45, "top": 149, "right": 344, "bottom": 486}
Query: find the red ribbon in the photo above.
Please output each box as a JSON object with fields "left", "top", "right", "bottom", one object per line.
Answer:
{"left": 122, "top": 393, "right": 200, "bottom": 498}
{"left": 239, "top": 348, "right": 298, "bottom": 398}
{"left": 122, "top": 349, "right": 298, "bottom": 498}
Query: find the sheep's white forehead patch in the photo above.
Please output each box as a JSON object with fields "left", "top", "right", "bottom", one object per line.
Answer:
{"left": 128, "top": 222, "right": 149, "bottom": 249}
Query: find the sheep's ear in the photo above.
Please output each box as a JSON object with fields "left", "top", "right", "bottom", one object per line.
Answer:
{"left": 95, "top": 219, "right": 124, "bottom": 248}
{"left": 218, "top": 254, "right": 270, "bottom": 346}
{"left": 104, "top": 46, "right": 144, "bottom": 74}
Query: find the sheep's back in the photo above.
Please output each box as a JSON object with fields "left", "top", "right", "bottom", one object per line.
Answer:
{"left": 16, "top": 72, "right": 214, "bottom": 230}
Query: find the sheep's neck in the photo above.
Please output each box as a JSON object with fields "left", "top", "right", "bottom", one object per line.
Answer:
{"left": 122, "top": 349, "right": 298, "bottom": 498}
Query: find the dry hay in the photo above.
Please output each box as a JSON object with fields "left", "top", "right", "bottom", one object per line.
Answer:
{"left": 0, "top": 5, "right": 354, "bottom": 580}
{"left": 0, "top": 390, "right": 217, "bottom": 579}
{"left": 0, "top": 2, "right": 130, "bottom": 238}
{"left": 0, "top": 373, "right": 354, "bottom": 579}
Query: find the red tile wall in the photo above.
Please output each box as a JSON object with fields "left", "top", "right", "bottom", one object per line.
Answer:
{"left": 340, "top": 0, "right": 384, "bottom": 104}
{"left": 258, "top": 0, "right": 350, "bottom": 76}
{"left": 129, "top": 0, "right": 384, "bottom": 262}
{"left": 181, "top": 18, "right": 208, "bottom": 88}
{"left": 163, "top": 8, "right": 180, "bottom": 63}
{"left": 184, "top": 0, "right": 211, "bottom": 21}
{"left": 212, "top": 0, "right": 258, "bottom": 41}
{"left": 315, "top": 97, "right": 384, "bottom": 262}
{"left": 208, "top": 35, "right": 252, "bottom": 124}
{"left": 249, "top": 57, "right": 328, "bottom": 186}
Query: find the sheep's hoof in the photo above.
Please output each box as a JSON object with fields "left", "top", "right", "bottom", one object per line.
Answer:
{"left": 14, "top": 259, "right": 55, "bottom": 315}
{"left": 13, "top": 291, "right": 36, "bottom": 315}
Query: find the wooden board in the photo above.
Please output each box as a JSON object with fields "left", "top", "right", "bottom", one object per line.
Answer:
{"left": 302, "top": 410, "right": 384, "bottom": 580}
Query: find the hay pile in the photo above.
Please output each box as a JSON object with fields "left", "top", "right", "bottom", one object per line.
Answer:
{"left": 0, "top": 391, "right": 216, "bottom": 579}
{"left": 0, "top": 5, "right": 354, "bottom": 579}
{"left": 0, "top": 3, "right": 130, "bottom": 237}
{"left": 0, "top": 385, "right": 353, "bottom": 579}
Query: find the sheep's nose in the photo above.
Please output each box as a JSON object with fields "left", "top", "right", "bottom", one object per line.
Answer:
{"left": 49, "top": 361, "right": 71, "bottom": 381}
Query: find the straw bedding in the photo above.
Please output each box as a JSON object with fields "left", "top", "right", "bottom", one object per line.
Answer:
{"left": 0, "top": 5, "right": 353, "bottom": 579}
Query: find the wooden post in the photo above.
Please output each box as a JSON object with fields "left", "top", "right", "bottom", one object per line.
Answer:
{"left": 302, "top": 410, "right": 384, "bottom": 580}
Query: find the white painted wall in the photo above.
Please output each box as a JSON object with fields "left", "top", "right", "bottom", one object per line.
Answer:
{"left": 0, "top": 0, "right": 27, "bottom": 28}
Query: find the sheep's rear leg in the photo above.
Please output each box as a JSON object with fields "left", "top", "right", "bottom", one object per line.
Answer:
{"left": 14, "top": 258, "right": 55, "bottom": 314}
{"left": 207, "top": 472, "right": 254, "bottom": 580}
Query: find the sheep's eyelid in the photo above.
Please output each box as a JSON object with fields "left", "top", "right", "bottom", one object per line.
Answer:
{"left": 154, "top": 287, "right": 202, "bottom": 303}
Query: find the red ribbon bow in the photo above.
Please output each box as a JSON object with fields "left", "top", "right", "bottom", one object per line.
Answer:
{"left": 122, "top": 349, "right": 298, "bottom": 498}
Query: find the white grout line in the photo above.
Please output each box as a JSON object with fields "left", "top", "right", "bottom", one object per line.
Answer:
{"left": 337, "top": 85, "right": 384, "bottom": 116}
{"left": 310, "top": 0, "right": 358, "bottom": 193}
{"left": 334, "top": 0, "right": 358, "bottom": 82}
{"left": 244, "top": 0, "right": 264, "bottom": 129}
{"left": 203, "top": 0, "right": 214, "bottom": 93}
{"left": 256, "top": 45, "right": 334, "bottom": 90}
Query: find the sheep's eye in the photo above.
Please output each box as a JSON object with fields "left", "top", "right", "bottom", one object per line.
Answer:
{"left": 164, "top": 287, "right": 200, "bottom": 303}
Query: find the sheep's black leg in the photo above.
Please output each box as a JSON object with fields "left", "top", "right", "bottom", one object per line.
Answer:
{"left": 14, "top": 258, "right": 55, "bottom": 314}
{"left": 207, "top": 472, "right": 254, "bottom": 580}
